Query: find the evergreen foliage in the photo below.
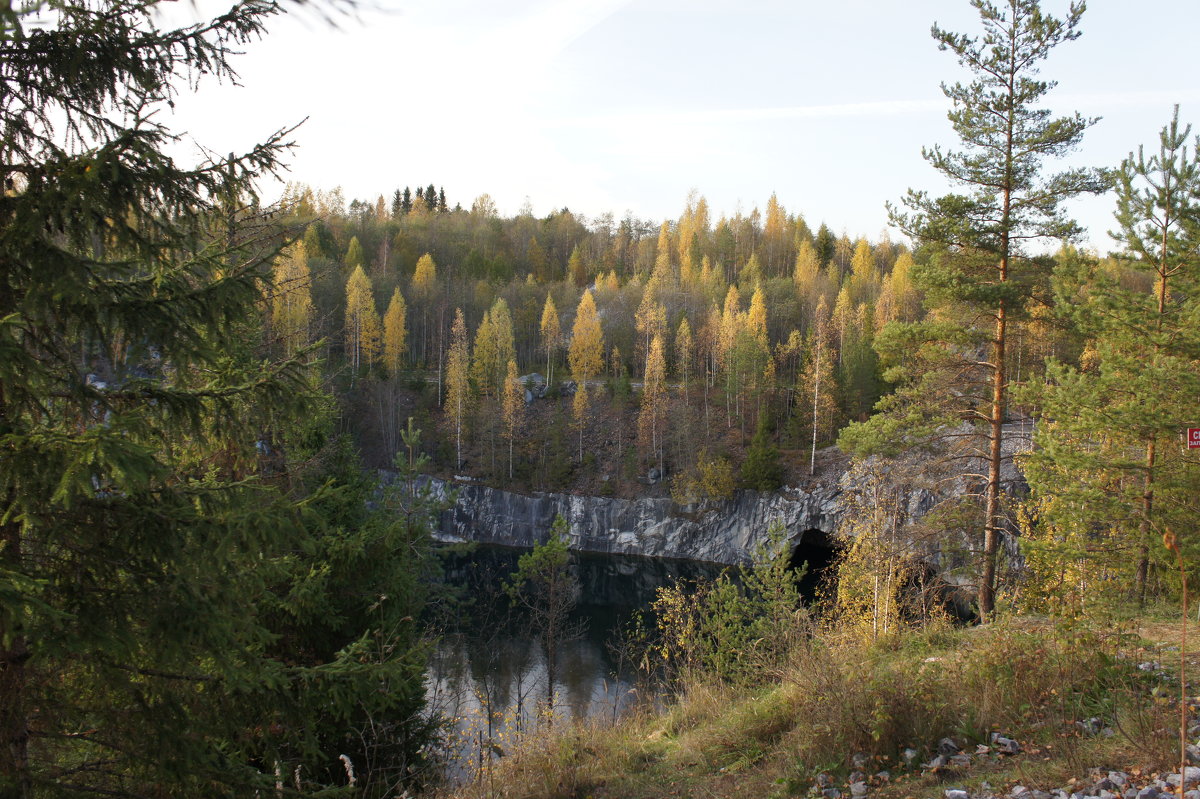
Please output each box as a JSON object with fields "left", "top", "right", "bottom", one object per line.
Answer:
{"left": 504, "top": 515, "right": 577, "bottom": 708}
{"left": 0, "top": 2, "right": 434, "bottom": 795}
{"left": 842, "top": 0, "right": 1106, "bottom": 619}
{"left": 740, "top": 410, "right": 784, "bottom": 491}
{"left": 1022, "top": 108, "right": 1200, "bottom": 609}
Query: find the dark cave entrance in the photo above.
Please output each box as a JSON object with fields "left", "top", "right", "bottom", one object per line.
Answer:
{"left": 787, "top": 528, "right": 841, "bottom": 602}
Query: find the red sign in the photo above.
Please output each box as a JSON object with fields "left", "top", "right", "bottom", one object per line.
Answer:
{"left": 1189, "top": 428, "right": 1200, "bottom": 449}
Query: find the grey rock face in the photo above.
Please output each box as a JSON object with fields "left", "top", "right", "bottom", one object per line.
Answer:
{"left": 405, "top": 422, "right": 1033, "bottom": 566}
{"left": 418, "top": 475, "right": 842, "bottom": 565}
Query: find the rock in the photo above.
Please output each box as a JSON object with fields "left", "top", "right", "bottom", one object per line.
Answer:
{"left": 414, "top": 473, "right": 844, "bottom": 564}
{"left": 1012, "top": 789, "right": 1051, "bottom": 799}
{"left": 560, "top": 380, "right": 577, "bottom": 396}
{"left": 1135, "top": 787, "right": 1160, "bottom": 799}
{"left": 1076, "top": 717, "right": 1105, "bottom": 735}
{"left": 1188, "top": 744, "right": 1200, "bottom": 765}
{"left": 874, "top": 771, "right": 891, "bottom": 783}
{"left": 1137, "top": 662, "right": 1160, "bottom": 672}
{"left": 848, "top": 771, "right": 866, "bottom": 784}
{"left": 852, "top": 752, "right": 870, "bottom": 769}
{"left": 992, "top": 735, "right": 1021, "bottom": 755}
{"left": 850, "top": 782, "right": 869, "bottom": 798}
{"left": 648, "top": 467, "right": 661, "bottom": 483}
{"left": 924, "top": 755, "right": 948, "bottom": 770}
{"left": 816, "top": 772, "right": 834, "bottom": 788}
{"left": 949, "top": 753, "right": 973, "bottom": 768}
{"left": 517, "top": 373, "right": 546, "bottom": 396}
{"left": 1108, "top": 773, "right": 1129, "bottom": 787}
{"left": 1165, "top": 767, "right": 1200, "bottom": 787}
{"left": 1185, "top": 790, "right": 1200, "bottom": 799}
{"left": 822, "top": 789, "right": 842, "bottom": 799}
{"left": 945, "top": 790, "right": 970, "bottom": 799}
{"left": 1098, "top": 791, "right": 1117, "bottom": 799}
{"left": 902, "top": 748, "right": 920, "bottom": 767}
{"left": 938, "top": 737, "right": 961, "bottom": 755}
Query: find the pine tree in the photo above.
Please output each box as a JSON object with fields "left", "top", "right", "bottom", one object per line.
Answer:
{"left": 1024, "top": 108, "right": 1200, "bottom": 605}
{"left": 345, "top": 264, "right": 382, "bottom": 370}
{"left": 383, "top": 286, "right": 408, "bottom": 375}
{"left": 503, "top": 515, "right": 577, "bottom": 709}
{"left": 843, "top": 0, "right": 1104, "bottom": 620}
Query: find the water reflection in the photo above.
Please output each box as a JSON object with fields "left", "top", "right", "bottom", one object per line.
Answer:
{"left": 424, "top": 545, "right": 724, "bottom": 779}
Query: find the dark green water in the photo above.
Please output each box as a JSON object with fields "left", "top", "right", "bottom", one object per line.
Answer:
{"left": 424, "top": 545, "right": 725, "bottom": 777}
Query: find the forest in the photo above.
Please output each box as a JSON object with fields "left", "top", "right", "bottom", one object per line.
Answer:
{"left": 2, "top": 0, "right": 1199, "bottom": 797}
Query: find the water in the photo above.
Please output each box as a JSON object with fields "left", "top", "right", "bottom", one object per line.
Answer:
{"left": 423, "top": 545, "right": 725, "bottom": 778}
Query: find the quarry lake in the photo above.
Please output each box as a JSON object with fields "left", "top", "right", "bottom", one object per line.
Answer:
{"left": 423, "top": 545, "right": 725, "bottom": 777}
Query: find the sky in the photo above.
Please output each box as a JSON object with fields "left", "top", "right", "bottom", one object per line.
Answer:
{"left": 163, "top": 0, "right": 1200, "bottom": 253}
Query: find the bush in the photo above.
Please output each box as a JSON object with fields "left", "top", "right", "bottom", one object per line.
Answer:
{"left": 670, "top": 449, "right": 736, "bottom": 505}
{"left": 649, "top": 525, "right": 808, "bottom": 687}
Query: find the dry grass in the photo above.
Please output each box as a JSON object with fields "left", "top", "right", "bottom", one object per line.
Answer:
{"left": 431, "top": 614, "right": 1188, "bottom": 799}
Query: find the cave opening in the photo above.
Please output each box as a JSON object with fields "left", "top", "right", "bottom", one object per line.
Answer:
{"left": 787, "top": 528, "right": 841, "bottom": 602}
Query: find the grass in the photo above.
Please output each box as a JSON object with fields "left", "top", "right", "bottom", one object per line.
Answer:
{"left": 433, "top": 611, "right": 1193, "bottom": 799}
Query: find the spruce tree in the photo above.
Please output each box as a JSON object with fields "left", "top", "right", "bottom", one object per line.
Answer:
{"left": 0, "top": 2, "right": 432, "bottom": 795}
{"left": 741, "top": 409, "right": 784, "bottom": 491}
{"left": 840, "top": 0, "right": 1105, "bottom": 620}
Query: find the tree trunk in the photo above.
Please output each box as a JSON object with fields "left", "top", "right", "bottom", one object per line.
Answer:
{"left": 981, "top": 295, "right": 1007, "bottom": 623}
{"left": 0, "top": 519, "right": 31, "bottom": 799}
